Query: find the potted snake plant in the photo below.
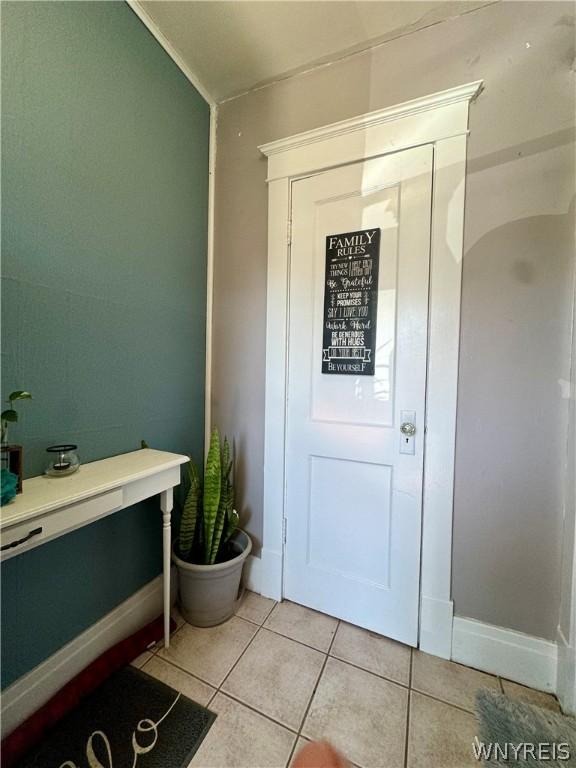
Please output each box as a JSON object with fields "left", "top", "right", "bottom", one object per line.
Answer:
{"left": 172, "top": 428, "right": 252, "bottom": 627}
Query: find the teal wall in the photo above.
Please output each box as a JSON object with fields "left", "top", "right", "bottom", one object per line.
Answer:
{"left": 1, "top": 1, "right": 209, "bottom": 688}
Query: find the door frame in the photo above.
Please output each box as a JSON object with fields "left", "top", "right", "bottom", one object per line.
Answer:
{"left": 259, "top": 81, "right": 483, "bottom": 659}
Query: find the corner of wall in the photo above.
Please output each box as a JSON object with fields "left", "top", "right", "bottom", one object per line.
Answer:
{"left": 205, "top": 103, "right": 218, "bottom": 454}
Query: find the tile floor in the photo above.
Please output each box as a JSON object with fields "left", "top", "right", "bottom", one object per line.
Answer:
{"left": 131, "top": 592, "right": 560, "bottom": 768}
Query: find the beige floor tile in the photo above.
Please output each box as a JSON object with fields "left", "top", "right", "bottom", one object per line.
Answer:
{"left": 302, "top": 657, "right": 408, "bottom": 768}
{"left": 142, "top": 656, "right": 216, "bottom": 707}
{"left": 407, "top": 691, "right": 479, "bottom": 768}
{"left": 264, "top": 601, "right": 338, "bottom": 652}
{"left": 330, "top": 622, "right": 411, "bottom": 686}
{"left": 235, "top": 590, "right": 276, "bottom": 625}
{"left": 131, "top": 650, "right": 154, "bottom": 668}
{"left": 157, "top": 616, "right": 257, "bottom": 686}
{"left": 222, "top": 628, "right": 325, "bottom": 730}
{"left": 411, "top": 651, "right": 500, "bottom": 712}
{"left": 501, "top": 679, "right": 561, "bottom": 712}
{"left": 189, "top": 693, "right": 296, "bottom": 768}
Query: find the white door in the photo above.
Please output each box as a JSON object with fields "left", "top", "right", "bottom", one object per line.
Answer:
{"left": 284, "top": 145, "right": 433, "bottom": 646}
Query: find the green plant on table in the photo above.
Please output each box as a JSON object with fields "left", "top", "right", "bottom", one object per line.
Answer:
{"left": 178, "top": 428, "right": 240, "bottom": 565}
{"left": 1, "top": 391, "right": 32, "bottom": 445}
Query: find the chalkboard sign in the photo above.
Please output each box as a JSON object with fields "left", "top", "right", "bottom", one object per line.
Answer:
{"left": 321, "top": 228, "right": 381, "bottom": 376}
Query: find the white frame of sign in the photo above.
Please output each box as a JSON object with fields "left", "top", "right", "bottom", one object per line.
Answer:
{"left": 258, "top": 81, "right": 483, "bottom": 658}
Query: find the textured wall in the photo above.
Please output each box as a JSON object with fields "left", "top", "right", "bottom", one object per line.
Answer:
{"left": 211, "top": 1, "right": 575, "bottom": 639}
{"left": 1, "top": 1, "right": 209, "bottom": 687}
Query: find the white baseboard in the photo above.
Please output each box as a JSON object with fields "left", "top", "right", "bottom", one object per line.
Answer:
{"left": 556, "top": 625, "right": 576, "bottom": 714}
{"left": 259, "top": 548, "right": 283, "bottom": 601}
{"left": 243, "top": 551, "right": 281, "bottom": 600}
{"left": 419, "top": 595, "right": 453, "bottom": 659}
{"left": 452, "top": 616, "right": 558, "bottom": 693}
{"left": 242, "top": 554, "right": 262, "bottom": 593}
{"left": 1, "top": 569, "right": 176, "bottom": 739}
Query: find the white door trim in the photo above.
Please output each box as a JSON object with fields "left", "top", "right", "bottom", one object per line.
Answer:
{"left": 259, "top": 81, "right": 483, "bottom": 659}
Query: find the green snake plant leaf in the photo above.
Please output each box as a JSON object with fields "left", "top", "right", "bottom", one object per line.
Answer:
{"left": 222, "top": 437, "right": 230, "bottom": 478}
{"left": 209, "top": 500, "right": 226, "bottom": 564}
{"left": 179, "top": 462, "right": 201, "bottom": 559}
{"left": 225, "top": 509, "right": 240, "bottom": 542}
{"left": 203, "top": 428, "right": 221, "bottom": 563}
{"left": 209, "top": 437, "right": 234, "bottom": 564}
{"left": 8, "top": 391, "right": 32, "bottom": 402}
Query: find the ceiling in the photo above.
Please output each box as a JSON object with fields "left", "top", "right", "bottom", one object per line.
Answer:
{"left": 136, "top": 0, "right": 493, "bottom": 102}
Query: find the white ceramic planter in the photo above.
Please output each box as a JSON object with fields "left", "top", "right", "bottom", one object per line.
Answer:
{"left": 172, "top": 529, "right": 252, "bottom": 627}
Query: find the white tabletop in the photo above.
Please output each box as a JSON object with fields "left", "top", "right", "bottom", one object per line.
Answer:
{"left": 0, "top": 449, "right": 189, "bottom": 529}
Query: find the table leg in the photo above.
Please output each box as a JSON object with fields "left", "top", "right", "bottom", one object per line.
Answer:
{"left": 160, "top": 487, "right": 173, "bottom": 648}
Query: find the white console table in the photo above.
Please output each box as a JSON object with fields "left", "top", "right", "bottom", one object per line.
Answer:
{"left": 0, "top": 448, "right": 189, "bottom": 648}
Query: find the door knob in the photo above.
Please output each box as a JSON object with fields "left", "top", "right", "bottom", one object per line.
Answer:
{"left": 400, "top": 422, "right": 416, "bottom": 437}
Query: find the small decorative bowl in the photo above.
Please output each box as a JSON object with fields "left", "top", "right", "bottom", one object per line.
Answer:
{"left": 45, "top": 445, "right": 80, "bottom": 477}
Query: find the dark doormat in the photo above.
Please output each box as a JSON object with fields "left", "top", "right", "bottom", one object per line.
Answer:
{"left": 15, "top": 666, "right": 216, "bottom": 768}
